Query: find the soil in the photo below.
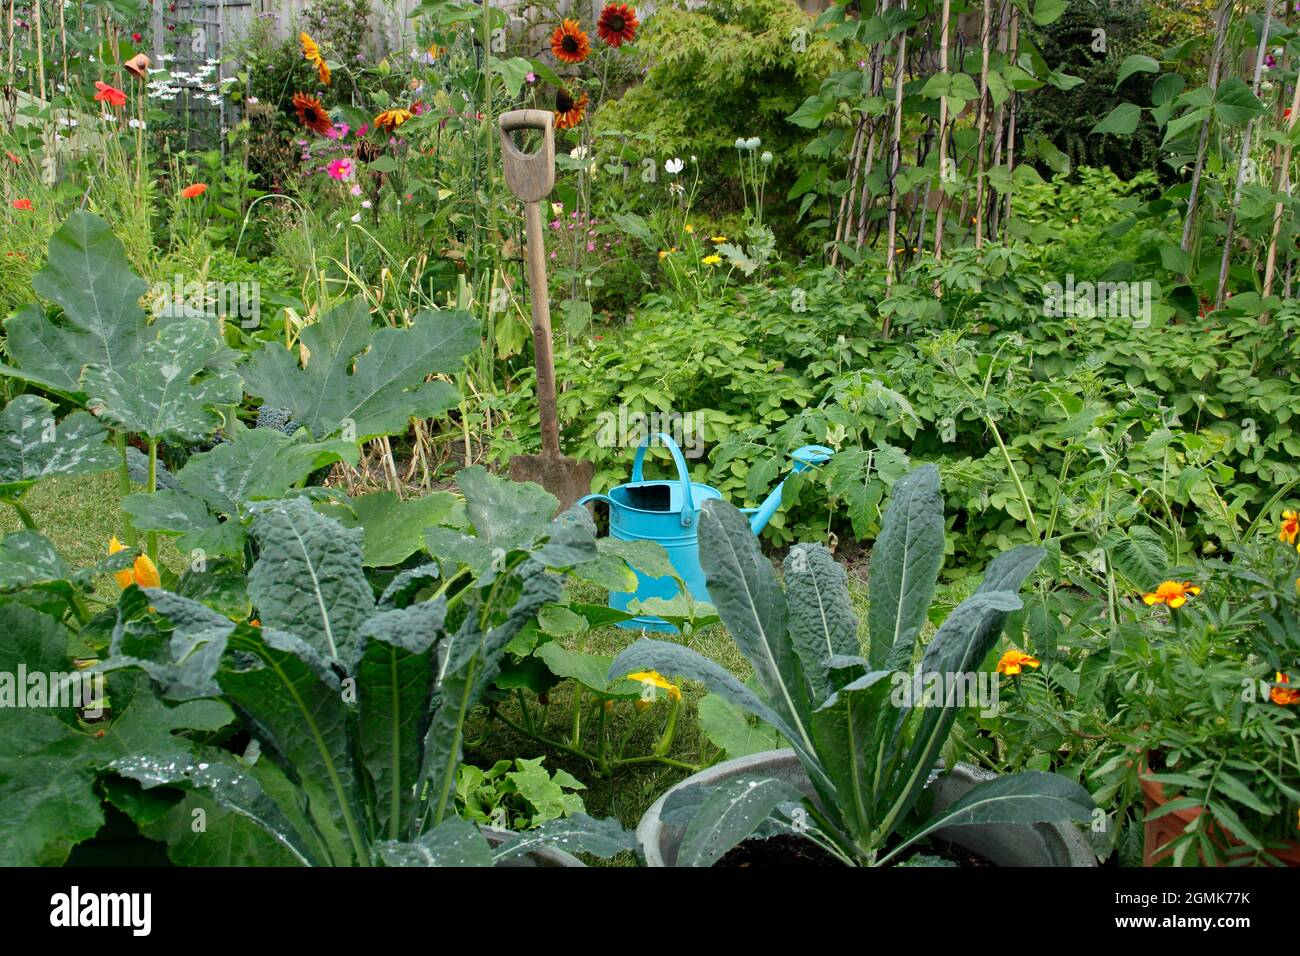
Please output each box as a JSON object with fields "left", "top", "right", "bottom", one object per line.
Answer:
{"left": 715, "top": 834, "right": 995, "bottom": 867}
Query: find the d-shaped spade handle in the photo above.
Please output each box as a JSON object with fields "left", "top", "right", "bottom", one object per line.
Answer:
{"left": 499, "top": 109, "right": 555, "bottom": 203}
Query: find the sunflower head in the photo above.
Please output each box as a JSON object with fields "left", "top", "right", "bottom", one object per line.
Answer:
{"left": 597, "top": 3, "right": 639, "bottom": 47}
{"left": 551, "top": 19, "right": 590, "bottom": 64}
{"left": 292, "top": 92, "right": 333, "bottom": 135}
{"left": 554, "top": 88, "right": 589, "bottom": 130}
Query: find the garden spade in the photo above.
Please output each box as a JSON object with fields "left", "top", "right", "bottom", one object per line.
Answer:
{"left": 499, "top": 109, "right": 593, "bottom": 511}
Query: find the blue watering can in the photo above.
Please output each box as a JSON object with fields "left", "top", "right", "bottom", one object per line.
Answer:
{"left": 578, "top": 433, "right": 833, "bottom": 630}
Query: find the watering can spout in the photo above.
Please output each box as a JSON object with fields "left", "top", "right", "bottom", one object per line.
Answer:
{"left": 746, "top": 445, "right": 835, "bottom": 535}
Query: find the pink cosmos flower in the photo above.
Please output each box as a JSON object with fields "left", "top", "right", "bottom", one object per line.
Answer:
{"left": 327, "top": 158, "right": 355, "bottom": 181}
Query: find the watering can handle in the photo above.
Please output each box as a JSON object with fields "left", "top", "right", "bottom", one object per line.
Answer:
{"left": 631, "top": 433, "right": 696, "bottom": 528}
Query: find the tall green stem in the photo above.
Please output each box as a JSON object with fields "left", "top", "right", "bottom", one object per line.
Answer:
{"left": 115, "top": 432, "right": 138, "bottom": 547}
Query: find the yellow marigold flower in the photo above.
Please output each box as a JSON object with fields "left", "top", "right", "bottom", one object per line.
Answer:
{"left": 1272, "top": 672, "right": 1300, "bottom": 706}
{"left": 995, "top": 649, "right": 1040, "bottom": 676}
{"left": 1281, "top": 510, "right": 1300, "bottom": 546}
{"left": 374, "top": 107, "right": 413, "bottom": 131}
{"left": 1142, "top": 580, "right": 1200, "bottom": 609}
{"left": 108, "top": 536, "right": 161, "bottom": 590}
{"left": 711, "top": 235, "right": 727, "bottom": 243}
{"left": 626, "top": 670, "right": 682, "bottom": 701}
{"left": 702, "top": 254, "right": 722, "bottom": 265}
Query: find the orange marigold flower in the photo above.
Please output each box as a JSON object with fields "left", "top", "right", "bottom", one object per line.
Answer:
{"left": 597, "top": 3, "right": 638, "bottom": 47}
{"left": 1281, "top": 510, "right": 1300, "bottom": 546}
{"left": 551, "top": 19, "right": 590, "bottom": 64}
{"left": 93, "top": 81, "right": 127, "bottom": 107}
{"left": 180, "top": 183, "right": 207, "bottom": 199}
{"left": 373, "top": 107, "right": 413, "bottom": 132}
{"left": 292, "top": 91, "right": 333, "bottom": 135}
{"left": 1141, "top": 580, "right": 1201, "bottom": 609}
{"left": 1272, "top": 672, "right": 1300, "bottom": 706}
{"left": 554, "top": 88, "right": 589, "bottom": 130}
{"left": 996, "top": 648, "right": 1040, "bottom": 676}
{"left": 108, "top": 536, "right": 162, "bottom": 590}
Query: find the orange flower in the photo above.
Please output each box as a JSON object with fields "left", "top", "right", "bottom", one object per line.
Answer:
{"left": 551, "top": 19, "right": 590, "bottom": 64}
{"left": 93, "top": 81, "right": 127, "bottom": 107}
{"left": 124, "top": 53, "right": 151, "bottom": 81}
{"left": 6, "top": 150, "right": 20, "bottom": 164}
{"left": 11, "top": 198, "right": 32, "bottom": 210}
{"left": 1272, "top": 672, "right": 1300, "bottom": 706}
{"left": 373, "top": 107, "right": 413, "bottom": 132}
{"left": 554, "top": 88, "right": 589, "bottom": 130}
{"left": 108, "top": 536, "right": 161, "bottom": 590}
{"left": 292, "top": 92, "right": 333, "bottom": 135}
{"left": 1281, "top": 510, "right": 1299, "bottom": 546}
{"left": 180, "top": 183, "right": 207, "bottom": 199}
{"left": 1141, "top": 580, "right": 1201, "bottom": 609}
{"left": 597, "top": 3, "right": 638, "bottom": 47}
{"left": 995, "top": 649, "right": 1040, "bottom": 676}
{"left": 299, "top": 32, "right": 331, "bottom": 86}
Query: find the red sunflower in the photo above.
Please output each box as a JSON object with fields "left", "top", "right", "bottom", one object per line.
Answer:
{"left": 550, "top": 19, "right": 590, "bottom": 64}
{"left": 597, "top": 3, "right": 638, "bottom": 47}
{"left": 292, "top": 92, "right": 333, "bottom": 136}
{"left": 554, "top": 88, "right": 589, "bottom": 130}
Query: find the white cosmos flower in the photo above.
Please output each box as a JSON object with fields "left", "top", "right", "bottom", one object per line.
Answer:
{"left": 664, "top": 157, "right": 684, "bottom": 175}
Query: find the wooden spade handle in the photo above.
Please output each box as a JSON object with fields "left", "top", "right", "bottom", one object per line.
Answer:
{"left": 500, "top": 110, "right": 560, "bottom": 458}
{"left": 499, "top": 109, "right": 555, "bottom": 203}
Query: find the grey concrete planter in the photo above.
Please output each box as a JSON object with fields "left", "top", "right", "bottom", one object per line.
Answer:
{"left": 637, "top": 749, "right": 1096, "bottom": 867}
{"left": 481, "top": 826, "right": 585, "bottom": 867}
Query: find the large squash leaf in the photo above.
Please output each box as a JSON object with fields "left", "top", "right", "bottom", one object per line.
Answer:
{"left": 240, "top": 299, "right": 479, "bottom": 441}
{"left": 83, "top": 318, "right": 243, "bottom": 444}
{"left": 0, "top": 211, "right": 152, "bottom": 399}
{"left": 0, "top": 604, "right": 234, "bottom": 865}
{"left": 0, "top": 395, "right": 118, "bottom": 499}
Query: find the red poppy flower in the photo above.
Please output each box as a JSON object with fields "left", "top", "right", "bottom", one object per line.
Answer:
{"left": 597, "top": 3, "right": 638, "bottom": 47}
{"left": 132, "top": 32, "right": 143, "bottom": 43}
{"left": 180, "top": 183, "right": 208, "bottom": 199}
{"left": 12, "top": 199, "right": 32, "bottom": 210}
{"left": 94, "top": 81, "right": 127, "bottom": 107}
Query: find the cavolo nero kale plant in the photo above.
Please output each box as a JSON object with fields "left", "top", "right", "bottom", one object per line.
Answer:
{"left": 102, "top": 486, "right": 635, "bottom": 867}
{"left": 610, "top": 464, "right": 1096, "bottom": 866}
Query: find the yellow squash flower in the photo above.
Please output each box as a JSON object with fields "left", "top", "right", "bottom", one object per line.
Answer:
{"left": 1142, "top": 580, "right": 1200, "bottom": 609}
{"left": 995, "top": 649, "right": 1040, "bottom": 676}
{"left": 701, "top": 254, "right": 722, "bottom": 266}
{"left": 1281, "top": 510, "right": 1300, "bottom": 546}
{"left": 625, "top": 670, "right": 682, "bottom": 701}
{"left": 108, "top": 536, "right": 161, "bottom": 590}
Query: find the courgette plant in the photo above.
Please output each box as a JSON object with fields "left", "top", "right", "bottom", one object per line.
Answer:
{"left": 610, "top": 464, "right": 1096, "bottom": 866}
{"left": 105, "top": 491, "right": 634, "bottom": 867}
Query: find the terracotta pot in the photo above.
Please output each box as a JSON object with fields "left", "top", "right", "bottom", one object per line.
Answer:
{"left": 1139, "top": 755, "right": 1300, "bottom": 866}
